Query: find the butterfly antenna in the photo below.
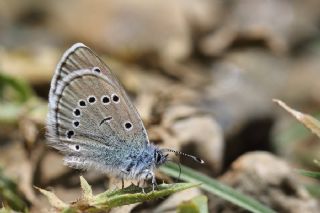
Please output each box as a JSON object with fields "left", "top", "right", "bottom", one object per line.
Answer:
{"left": 162, "top": 148, "right": 205, "bottom": 164}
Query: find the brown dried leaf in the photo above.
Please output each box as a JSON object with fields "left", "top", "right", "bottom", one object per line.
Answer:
{"left": 36, "top": 187, "right": 69, "bottom": 210}
{"left": 273, "top": 99, "right": 320, "bottom": 138}
{"left": 80, "top": 176, "right": 93, "bottom": 201}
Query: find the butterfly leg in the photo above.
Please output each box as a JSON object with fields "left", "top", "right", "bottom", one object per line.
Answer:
{"left": 140, "top": 179, "right": 148, "bottom": 194}
{"left": 151, "top": 174, "right": 158, "bottom": 192}
{"left": 141, "top": 181, "right": 146, "bottom": 194}
{"left": 120, "top": 170, "right": 129, "bottom": 189}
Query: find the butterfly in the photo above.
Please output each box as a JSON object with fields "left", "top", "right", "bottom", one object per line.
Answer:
{"left": 46, "top": 43, "right": 204, "bottom": 191}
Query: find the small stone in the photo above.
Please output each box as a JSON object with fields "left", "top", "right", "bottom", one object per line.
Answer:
{"left": 213, "top": 152, "right": 320, "bottom": 212}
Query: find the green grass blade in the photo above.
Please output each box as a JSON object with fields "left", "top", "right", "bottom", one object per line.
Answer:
{"left": 0, "top": 73, "right": 34, "bottom": 103}
{"left": 297, "top": 169, "right": 320, "bottom": 179}
{"left": 0, "top": 169, "right": 28, "bottom": 211}
{"left": 160, "top": 162, "right": 276, "bottom": 213}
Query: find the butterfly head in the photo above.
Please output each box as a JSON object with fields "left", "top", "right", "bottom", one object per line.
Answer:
{"left": 154, "top": 148, "right": 169, "bottom": 166}
{"left": 151, "top": 146, "right": 204, "bottom": 168}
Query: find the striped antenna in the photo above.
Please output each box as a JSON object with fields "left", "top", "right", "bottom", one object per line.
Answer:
{"left": 161, "top": 148, "right": 205, "bottom": 164}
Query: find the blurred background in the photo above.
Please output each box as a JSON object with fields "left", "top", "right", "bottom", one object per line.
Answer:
{"left": 1, "top": 0, "right": 320, "bottom": 212}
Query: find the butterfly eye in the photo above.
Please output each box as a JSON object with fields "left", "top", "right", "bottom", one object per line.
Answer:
{"left": 101, "top": 95, "right": 110, "bottom": 105}
{"left": 92, "top": 67, "right": 101, "bottom": 73}
{"left": 124, "top": 121, "right": 133, "bottom": 131}
{"left": 111, "top": 94, "right": 120, "bottom": 103}
{"left": 88, "top": 96, "right": 96, "bottom": 104}
{"left": 73, "top": 109, "right": 81, "bottom": 117}
{"left": 156, "top": 153, "right": 162, "bottom": 163}
{"left": 78, "top": 100, "right": 86, "bottom": 107}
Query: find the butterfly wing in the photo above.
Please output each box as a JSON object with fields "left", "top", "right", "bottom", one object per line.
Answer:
{"left": 47, "top": 43, "right": 149, "bottom": 173}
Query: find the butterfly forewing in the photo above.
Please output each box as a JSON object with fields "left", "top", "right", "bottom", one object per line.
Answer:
{"left": 50, "top": 43, "right": 115, "bottom": 96}
{"left": 47, "top": 43, "right": 149, "bottom": 162}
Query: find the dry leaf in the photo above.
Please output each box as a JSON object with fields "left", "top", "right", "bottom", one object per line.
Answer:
{"left": 273, "top": 99, "right": 320, "bottom": 138}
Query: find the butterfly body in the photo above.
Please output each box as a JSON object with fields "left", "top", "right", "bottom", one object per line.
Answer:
{"left": 47, "top": 43, "right": 202, "bottom": 189}
{"left": 64, "top": 142, "right": 165, "bottom": 181}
